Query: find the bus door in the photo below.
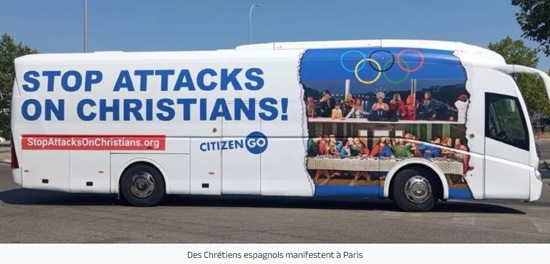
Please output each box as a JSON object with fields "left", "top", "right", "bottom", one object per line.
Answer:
{"left": 221, "top": 111, "right": 261, "bottom": 195}
{"left": 190, "top": 119, "right": 222, "bottom": 195}
{"left": 484, "top": 92, "right": 531, "bottom": 199}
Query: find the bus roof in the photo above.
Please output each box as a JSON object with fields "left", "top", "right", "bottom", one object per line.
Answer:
{"left": 15, "top": 39, "right": 506, "bottom": 65}
{"left": 236, "top": 39, "right": 506, "bottom": 64}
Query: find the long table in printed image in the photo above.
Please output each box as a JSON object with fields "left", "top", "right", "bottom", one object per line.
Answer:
{"left": 307, "top": 157, "right": 463, "bottom": 174}
{"left": 307, "top": 118, "right": 465, "bottom": 124}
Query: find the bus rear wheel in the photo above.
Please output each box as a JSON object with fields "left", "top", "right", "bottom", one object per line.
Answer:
{"left": 391, "top": 168, "right": 439, "bottom": 212}
{"left": 120, "top": 164, "right": 165, "bottom": 207}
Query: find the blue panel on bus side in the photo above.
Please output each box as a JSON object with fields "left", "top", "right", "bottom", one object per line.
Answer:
{"left": 299, "top": 47, "right": 467, "bottom": 98}
{"left": 314, "top": 185, "right": 473, "bottom": 199}
{"left": 448, "top": 188, "right": 473, "bottom": 199}
{"left": 314, "top": 185, "right": 382, "bottom": 197}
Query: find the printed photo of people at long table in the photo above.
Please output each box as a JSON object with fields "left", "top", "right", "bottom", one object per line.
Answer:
{"left": 299, "top": 47, "right": 474, "bottom": 196}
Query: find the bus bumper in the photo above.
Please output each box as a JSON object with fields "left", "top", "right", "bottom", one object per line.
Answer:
{"left": 12, "top": 168, "right": 22, "bottom": 187}
{"left": 529, "top": 169, "right": 543, "bottom": 202}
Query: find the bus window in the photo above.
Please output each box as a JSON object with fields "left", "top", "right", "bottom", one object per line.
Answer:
{"left": 485, "top": 92, "right": 529, "bottom": 150}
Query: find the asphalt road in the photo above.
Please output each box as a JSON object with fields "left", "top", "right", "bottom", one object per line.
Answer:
{"left": 1, "top": 163, "right": 550, "bottom": 243}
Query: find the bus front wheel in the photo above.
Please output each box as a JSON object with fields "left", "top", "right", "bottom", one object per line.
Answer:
{"left": 391, "top": 168, "right": 440, "bottom": 212}
{"left": 120, "top": 163, "right": 166, "bottom": 207}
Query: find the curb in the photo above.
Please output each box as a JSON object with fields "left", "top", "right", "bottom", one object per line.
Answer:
{"left": 0, "top": 159, "right": 10, "bottom": 164}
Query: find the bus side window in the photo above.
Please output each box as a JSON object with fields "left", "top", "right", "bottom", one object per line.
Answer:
{"left": 485, "top": 92, "right": 529, "bottom": 150}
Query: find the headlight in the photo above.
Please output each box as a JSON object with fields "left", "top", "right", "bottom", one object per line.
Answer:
{"left": 535, "top": 169, "right": 542, "bottom": 181}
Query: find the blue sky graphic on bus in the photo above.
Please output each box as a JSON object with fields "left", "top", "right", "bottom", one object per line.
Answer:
{"left": 300, "top": 47, "right": 466, "bottom": 86}
{"left": 300, "top": 48, "right": 468, "bottom": 118}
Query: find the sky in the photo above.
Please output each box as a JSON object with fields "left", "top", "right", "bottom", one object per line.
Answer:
{"left": 1, "top": 0, "right": 548, "bottom": 71}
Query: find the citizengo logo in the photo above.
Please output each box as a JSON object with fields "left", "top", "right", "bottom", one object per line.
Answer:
{"left": 199, "top": 131, "right": 268, "bottom": 155}
{"left": 245, "top": 131, "right": 268, "bottom": 154}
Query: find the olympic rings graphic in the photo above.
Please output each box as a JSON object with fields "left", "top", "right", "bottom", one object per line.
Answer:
{"left": 368, "top": 50, "right": 395, "bottom": 72}
{"left": 355, "top": 58, "right": 382, "bottom": 84}
{"left": 340, "top": 49, "right": 424, "bottom": 84}
{"left": 340, "top": 50, "right": 366, "bottom": 73}
{"left": 396, "top": 49, "right": 424, "bottom": 72}
{"left": 383, "top": 59, "right": 409, "bottom": 84}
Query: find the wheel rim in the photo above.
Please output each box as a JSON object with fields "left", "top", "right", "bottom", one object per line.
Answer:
{"left": 130, "top": 172, "right": 155, "bottom": 199}
{"left": 403, "top": 175, "right": 432, "bottom": 204}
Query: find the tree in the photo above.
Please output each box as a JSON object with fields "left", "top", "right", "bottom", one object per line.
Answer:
{"left": 489, "top": 36, "right": 550, "bottom": 116}
{"left": 512, "top": 0, "right": 550, "bottom": 56}
{"left": 0, "top": 34, "right": 38, "bottom": 139}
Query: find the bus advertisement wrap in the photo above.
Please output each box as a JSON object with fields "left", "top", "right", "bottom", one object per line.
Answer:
{"left": 15, "top": 48, "right": 476, "bottom": 200}
{"left": 300, "top": 48, "right": 475, "bottom": 199}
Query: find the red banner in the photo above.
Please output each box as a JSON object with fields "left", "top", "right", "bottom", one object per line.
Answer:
{"left": 21, "top": 134, "right": 166, "bottom": 150}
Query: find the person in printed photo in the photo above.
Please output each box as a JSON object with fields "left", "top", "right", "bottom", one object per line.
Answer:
{"left": 314, "top": 138, "right": 348, "bottom": 183}
{"left": 418, "top": 92, "right": 436, "bottom": 120}
{"left": 416, "top": 135, "right": 442, "bottom": 158}
{"left": 440, "top": 137, "right": 454, "bottom": 158}
{"left": 345, "top": 139, "right": 371, "bottom": 186}
{"left": 369, "top": 137, "right": 394, "bottom": 158}
{"left": 307, "top": 134, "right": 323, "bottom": 157}
{"left": 331, "top": 103, "right": 344, "bottom": 119}
{"left": 368, "top": 137, "right": 394, "bottom": 181}
{"left": 418, "top": 92, "right": 449, "bottom": 120}
{"left": 319, "top": 90, "right": 335, "bottom": 117}
{"left": 455, "top": 138, "right": 474, "bottom": 177}
{"left": 312, "top": 137, "right": 342, "bottom": 183}
{"left": 371, "top": 93, "right": 390, "bottom": 119}
{"left": 455, "top": 94, "right": 468, "bottom": 123}
{"left": 345, "top": 98, "right": 364, "bottom": 119}
{"left": 343, "top": 93, "right": 354, "bottom": 117}
{"left": 391, "top": 137, "right": 412, "bottom": 157}
{"left": 306, "top": 96, "right": 316, "bottom": 118}
{"left": 340, "top": 140, "right": 353, "bottom": 158}
{"left": 403, "top": 94, "right": 418, "bottom": 120}
{"left": 329, "top": 135, "right": 343, "bottom": 152}
{"left": 324, "top": 145, "right": 344, "bottom": 183}
{"left": 352, "top": 137, "right": 370, "bottom": 157}
{"left": 389, "top": 93, "right": 406, "bottom": 119}
{"left": 419, "top": 92, "right": 456, "bottom": 120}
{"left": 327, "top": 142, "right": 341, "bottom": 158}
{"left": 404, "top": 133, "right": 422, "bottom": 157}
{"left": 346, "top": 137, "right": 355, "bottom": 156}
{"left": 320, "top": 135, "right": 330, "bottom": 155}
{"left": 436, "top": 136, "right": 456, "bottom": 186}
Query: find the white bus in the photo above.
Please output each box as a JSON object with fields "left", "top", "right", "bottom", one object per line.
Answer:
{"left": 10, "top": 39, "right": 549, "bottom": 211}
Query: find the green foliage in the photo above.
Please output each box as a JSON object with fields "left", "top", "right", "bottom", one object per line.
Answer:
{"left": 488, "top": 36, "right": 538, "bottom": 66}
{"left": 489, "top": 36, "right": 550, "bottom": 116}
{"left": 0, "top": 34, "right": 38, "bottom": 139}
{"left": 512, "top": 0, "right": 550, "bottom": 56}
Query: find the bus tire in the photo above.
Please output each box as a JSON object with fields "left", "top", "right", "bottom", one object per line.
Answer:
{"left": 120, "top": 163, "right": 165, "bottom": 207}
{"left": 391, "top": 167, "right": 439, "bottom": 212}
